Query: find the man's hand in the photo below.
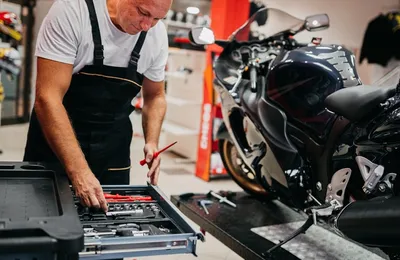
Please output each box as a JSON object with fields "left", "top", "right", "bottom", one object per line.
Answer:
{"left": 143, "top": 143, "right": 161, "bottom": 185}
{"left": 70, "top": 169, "right": 108, "bottom": 212}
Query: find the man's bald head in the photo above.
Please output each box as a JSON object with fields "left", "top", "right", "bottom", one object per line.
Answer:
{"left": 114, "top": 0, "right": 172, "bottom": 35}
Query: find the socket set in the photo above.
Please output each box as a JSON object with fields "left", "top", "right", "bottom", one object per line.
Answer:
{"left": 73, "top": 185, "right": 204, "bottom": 259}
{"left": 83, "top": 222, "right": 173, "bottom": 238}
{"left": 74, "top": 192, "right": 165, "bottom": 221}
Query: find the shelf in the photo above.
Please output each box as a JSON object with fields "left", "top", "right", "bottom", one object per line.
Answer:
{"left": 162, "top": 121, "right": 198, "bottom": 136}
{"left": 163, "top": 20, "right": 196, "bottom": 30}
{"left": 165, "top": 71, "right": 187, "bottom": 78}
{"left": 162, "top": 121, "right": 199, "bottom": 162}
{"left": 166, "top": 95, "right": 202, "bottom": 106}
{"left": 168, "top": 47, "right": 206, "bottom": 55}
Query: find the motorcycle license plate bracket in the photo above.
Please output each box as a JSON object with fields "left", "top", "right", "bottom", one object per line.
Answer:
{"left": 79, "top": 183, "right": 204, "bottom": 259}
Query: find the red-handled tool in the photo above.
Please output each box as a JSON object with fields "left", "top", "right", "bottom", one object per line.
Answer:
{"left": 139, "top": 141, "right": 177, "bottom": 166}
{"left": 104, "top": 193, "right": 153, "bottom": 202}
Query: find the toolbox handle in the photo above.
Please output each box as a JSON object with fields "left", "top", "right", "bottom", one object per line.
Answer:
{"left": 0, "top": 236, "right": 58, "bottom": 253}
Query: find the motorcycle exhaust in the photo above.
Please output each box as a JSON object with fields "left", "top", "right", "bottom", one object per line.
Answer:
{"left": 335, "top": 195, "right": 400, "bottom": 247}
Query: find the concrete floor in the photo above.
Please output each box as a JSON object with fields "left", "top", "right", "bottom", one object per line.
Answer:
{"left": 0, "top": 115, "right": 244, "bottom": 260}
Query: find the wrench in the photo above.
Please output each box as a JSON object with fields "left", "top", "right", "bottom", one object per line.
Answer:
{"left": 198, "top": 200, "right": 213, "bottom": 215}
{"left": 209, "top": 191, "right": 237, "bottom": 208}
{"left": 106, "top": 209, "right": 144, "bottom": 216}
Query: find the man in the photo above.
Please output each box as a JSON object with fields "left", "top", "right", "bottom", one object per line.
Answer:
{"left": 23, "top": 0, "right": 172, "bottom": 212}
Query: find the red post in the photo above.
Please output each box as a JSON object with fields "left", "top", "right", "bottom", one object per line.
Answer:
{"left": 195, "top": 0, "right": 250, "bottom": 181}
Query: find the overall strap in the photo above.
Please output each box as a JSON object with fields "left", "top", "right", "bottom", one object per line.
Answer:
{"left": 84, "top": 0, "right": 104, "bottom": 65}
{"left": 128, "top": 31, "right": 147, "bottom": 69}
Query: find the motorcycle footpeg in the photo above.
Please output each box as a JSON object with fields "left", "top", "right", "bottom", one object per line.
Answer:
{"left": 307, "top": 199, "right": 342, "bottom": 225}
{"left": 325, "top": 168, "right": 352, "bottom": 205}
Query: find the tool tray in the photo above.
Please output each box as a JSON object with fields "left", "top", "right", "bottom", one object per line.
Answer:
{"left": 77, "top": 184, "right": 204, "bottom": 259}
{"left": 0, "top": 162, "right": 84, "bottom": 259}
{"left": 0, "top": 162, "right": 203, "bottom": 259}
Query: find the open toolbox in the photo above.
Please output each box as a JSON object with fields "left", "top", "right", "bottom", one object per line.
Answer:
{"left": 77, "top": 184, "right": 204, "bottom": 259}
{"left": 0, "top": 162, "right": 204, "bottom": 260}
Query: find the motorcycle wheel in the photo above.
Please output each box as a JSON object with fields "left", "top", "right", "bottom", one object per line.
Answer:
{"left": 219, "top": 139, "right": 269, "bottom": 197}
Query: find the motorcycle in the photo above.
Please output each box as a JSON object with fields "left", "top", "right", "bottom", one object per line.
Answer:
{"left": 188, "top": 7, "right": 400, "bottom": 259}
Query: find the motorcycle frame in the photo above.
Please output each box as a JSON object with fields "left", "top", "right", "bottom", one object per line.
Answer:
{"left": 215, "top": 64, "right": 400, "bottom": 207}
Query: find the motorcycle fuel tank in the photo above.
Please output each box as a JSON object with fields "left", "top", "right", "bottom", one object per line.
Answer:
{"left": 266, "top": 45, "right": 362, "bottom": 140}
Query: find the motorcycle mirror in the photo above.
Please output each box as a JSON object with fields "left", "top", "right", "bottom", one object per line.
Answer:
{"left": 188, "top": 27, "right": 215, "bottom": 45}
{"left": 303, "top": 14, "right": 329, "bottom": 31}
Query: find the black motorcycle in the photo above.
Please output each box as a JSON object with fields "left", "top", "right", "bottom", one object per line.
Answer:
{"left": 189, "top": 7, "right": 400, "bottom": 258}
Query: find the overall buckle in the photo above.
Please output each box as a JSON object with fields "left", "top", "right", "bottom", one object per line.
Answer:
{"left": 94, "top": 46, "right": 104, "bottom": 60}
{"left": 130, "top": 52, "right": 140, "bottom": 66}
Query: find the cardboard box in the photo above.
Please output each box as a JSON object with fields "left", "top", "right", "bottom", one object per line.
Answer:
{"left": 162, "top": 122, "right": 199, "bottom": 162}
{"left": 166, "top": 72, "right": 204, "bottom": 103}
{"left": 167, "top": 49, "right": 207, "bottom": 73}
{"left": 165, "top": 96, "right": 202, "bottom": 132}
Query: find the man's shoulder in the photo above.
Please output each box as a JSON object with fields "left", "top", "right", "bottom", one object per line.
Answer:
{"left": 48, "top": 0, "right": 87, "bottom": 19}
{"left": 53, "top": 0, "right": 86, "bottom": 8}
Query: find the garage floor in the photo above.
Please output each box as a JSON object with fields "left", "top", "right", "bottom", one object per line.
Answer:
{"left": 0, "top": 113, "right": 244, "bottom": 260}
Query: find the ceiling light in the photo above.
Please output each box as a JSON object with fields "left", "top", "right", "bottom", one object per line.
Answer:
{"left": 187, "top": 7, "right": 200, "bottom": 15}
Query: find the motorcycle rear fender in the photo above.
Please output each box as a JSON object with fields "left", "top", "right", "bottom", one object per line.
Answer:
{"left": 216, "top": 122, "right": 233, "bottom": 142}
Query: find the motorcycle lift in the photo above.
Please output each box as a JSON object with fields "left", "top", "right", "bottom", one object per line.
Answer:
{"left": 171, "top": 191, "right": 389, "bottom": 260}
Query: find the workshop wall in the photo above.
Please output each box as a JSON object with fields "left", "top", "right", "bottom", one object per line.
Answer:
{"left": 261, "top": 0, "right": 400, "bottom": 84}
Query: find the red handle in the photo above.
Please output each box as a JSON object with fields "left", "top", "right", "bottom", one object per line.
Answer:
{"left": 140, "top": 159, "right": 146, "bottom": 166}
{"left": 104, "top": 193, "right": 153, "bottom": 201}
{"left": 139, "top": 152, "right": 159, "bottom": 166}
{"left": 139, "top": 141, "right": 177, "bottom": 166}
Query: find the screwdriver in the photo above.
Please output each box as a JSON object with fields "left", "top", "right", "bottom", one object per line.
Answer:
{"left": 140, "top": 141, "right": 177, "bottom": 166}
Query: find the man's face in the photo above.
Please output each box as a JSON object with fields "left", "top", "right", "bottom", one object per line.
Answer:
{"left": 116, "top": 0, "right": 172, "bottom": 35}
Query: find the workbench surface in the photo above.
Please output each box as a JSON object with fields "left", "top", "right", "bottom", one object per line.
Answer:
{"left": 170, "top": 192, "right": 389, "bottom": 260}
{"left": 171, "top": 192, "right": 304, "bottom": 260}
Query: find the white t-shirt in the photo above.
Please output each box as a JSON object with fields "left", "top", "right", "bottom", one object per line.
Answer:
{"left": 35, "top": 0, "right": 169, "bottom": 82}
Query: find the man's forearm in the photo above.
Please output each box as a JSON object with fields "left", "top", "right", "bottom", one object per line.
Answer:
{"left": 142, "top": 95, "right": 166, "bottom": 146}
{"left": 35, "top": 97, "right": 90, "bottom": 179}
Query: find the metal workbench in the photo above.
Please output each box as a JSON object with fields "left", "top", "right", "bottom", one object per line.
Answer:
{"left": 170, "top": 191, "right": 389, "bottom": 260}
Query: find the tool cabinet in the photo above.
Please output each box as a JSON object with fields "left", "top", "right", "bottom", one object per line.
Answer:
{"left": 0, "top": 162, "right": 203, "bottom": 260}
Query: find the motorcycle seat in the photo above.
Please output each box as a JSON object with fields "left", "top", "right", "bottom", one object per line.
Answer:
{"left": 324, "top": 84, "right": 397, "bottom": 122}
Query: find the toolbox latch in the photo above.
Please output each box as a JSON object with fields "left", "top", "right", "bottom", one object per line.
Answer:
{"left": 80, "top": 241, "right": 102, "bottom": 256}
{"left": 196, "top": 233, "right": 205, "bottom": 242}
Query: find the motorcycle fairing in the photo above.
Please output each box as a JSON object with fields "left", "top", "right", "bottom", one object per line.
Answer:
{"left": 266, "top": 45, "right": 361, "bottom": 140}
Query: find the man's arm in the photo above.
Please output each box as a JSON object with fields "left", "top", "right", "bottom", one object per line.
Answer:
{"left": 141, "top": 77, "right": 166, "bottom": 184}
{"left": 35, "top": 58, "right": 107, "bottom": 211}
{"left": 141, "top": 77, "right": 166, "bottom": 146}
{"left": 35, "top": 58, "right": 88, "bottom": 179}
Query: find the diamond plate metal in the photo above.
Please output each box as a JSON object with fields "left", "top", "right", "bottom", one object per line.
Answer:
{"left": 251, "top": 222, "right": 385, "bottom": 260}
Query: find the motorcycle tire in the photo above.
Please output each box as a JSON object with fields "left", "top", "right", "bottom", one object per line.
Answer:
{"left": 219, "top": 139, "right": 270, "bottom": 198}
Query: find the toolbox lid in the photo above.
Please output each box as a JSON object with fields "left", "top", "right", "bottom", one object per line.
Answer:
{"left": 0, "top": 162, "right": 84, "bottom": 254}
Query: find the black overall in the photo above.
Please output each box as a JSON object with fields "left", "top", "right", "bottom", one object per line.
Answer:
{"left": 23, "top": 0, "right": 146, "bottom": 185}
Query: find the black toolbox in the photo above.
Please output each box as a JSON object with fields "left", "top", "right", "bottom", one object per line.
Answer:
{"left": 0, "top": 162, "right": 204, "bottom": 260}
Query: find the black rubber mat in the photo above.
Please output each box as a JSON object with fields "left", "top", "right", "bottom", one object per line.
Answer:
{"left": 0, "top": 178, "right": 59, "bottom": 220}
